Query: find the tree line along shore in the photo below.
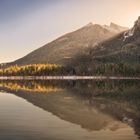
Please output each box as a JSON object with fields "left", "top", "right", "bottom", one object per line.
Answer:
{"left": 0, "top": 63, "right": 140, "bottom": 77}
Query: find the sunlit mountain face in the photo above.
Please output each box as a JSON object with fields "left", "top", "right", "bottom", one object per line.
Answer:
{"left": 4, "top": 22, "right": 127, "bottom": 67}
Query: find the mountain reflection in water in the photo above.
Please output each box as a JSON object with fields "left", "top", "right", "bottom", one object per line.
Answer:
{"left": 0, "top": 80, "right": 140, "bottom": 140}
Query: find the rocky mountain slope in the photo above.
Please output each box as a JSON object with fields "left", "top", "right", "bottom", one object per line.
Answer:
{"left": 64, "top": 17, "right": 140, "bottom": 76}
{"left": 5, "top": 22, "right": 127, "bottom": 67}
{"left": 90, "top": 16, "right": 140, "bottom": 64}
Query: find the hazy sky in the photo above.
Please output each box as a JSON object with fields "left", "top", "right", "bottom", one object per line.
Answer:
{"left": 0, "top": 0, "right": 140, "bottom": 63}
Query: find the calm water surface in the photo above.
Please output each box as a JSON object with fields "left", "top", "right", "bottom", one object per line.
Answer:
{"left": 0, "top": 80, "right": 139, "bottom": 140}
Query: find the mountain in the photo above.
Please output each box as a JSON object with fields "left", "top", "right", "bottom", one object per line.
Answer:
{"left": 90, "top": 16, "right": 140, "bottom": 64}
{"left": 5, "top": 22, "right": 127, "bottom": 67}
{"left": 64, "top": 17, "right": 140, "bottom": 76}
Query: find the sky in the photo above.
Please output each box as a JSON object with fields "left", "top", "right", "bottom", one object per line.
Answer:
{"left": 0, "top": 0, "right": 140, "bottom": 63}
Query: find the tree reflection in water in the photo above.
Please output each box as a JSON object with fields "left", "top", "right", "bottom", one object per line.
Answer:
{"left": 0, "top": 80, "right": 140, "bottom": 139}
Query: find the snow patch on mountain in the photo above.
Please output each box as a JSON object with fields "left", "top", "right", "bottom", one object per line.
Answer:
{"left": 123, "top": 27, "right": 135, "bottom": 41}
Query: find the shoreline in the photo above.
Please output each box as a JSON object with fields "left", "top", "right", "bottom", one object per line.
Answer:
{"left": 0, "top": 76, "right": 140, "bottom": 80}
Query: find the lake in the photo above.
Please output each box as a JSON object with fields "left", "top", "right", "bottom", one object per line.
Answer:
{"left": 0, "top": 80, "right": 139, "bottom": 140}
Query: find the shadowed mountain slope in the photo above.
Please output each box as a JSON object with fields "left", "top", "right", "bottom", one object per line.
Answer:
{"left": 90, "top": 17, "right": 140, "bottom": 64}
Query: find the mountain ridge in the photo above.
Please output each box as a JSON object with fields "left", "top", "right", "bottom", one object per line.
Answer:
{"left": 2, "top": 22, "right": 128, "bottom": 67}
